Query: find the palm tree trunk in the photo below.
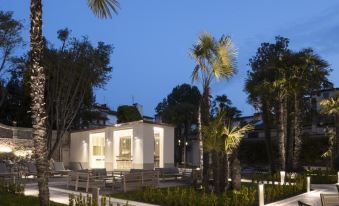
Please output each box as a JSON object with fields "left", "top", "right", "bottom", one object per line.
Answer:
{"left": 335, "top": 114, "right": 339, "bottom": 160}
{"left": 286, "top": 99, "right": 293, "bottom": 171}
{"left": 278, "top": 97, "right": 286, "bottom": 171}
{"left": 218, "top": 151, "right": 226, "bottom": 192}
{"left": 212, "top": 150, "right": 220, "bottom": 193}
{"left": 262, "top": 101, "right": 275, "bottom": 172}
{"left": 293, "top": 93, "right": 302, "bottom": 170}
{"left": 230, "top": 150, "right": 241, "bottom": 190}
{"left": 30, "top": 0, "right": 49, "bottom": 205}
{"left": 201, "top": 86, "right": 211, "bottom": 190}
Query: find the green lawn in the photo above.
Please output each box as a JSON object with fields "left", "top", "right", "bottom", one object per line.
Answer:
{"left": 0, "top": 194, "right": 66, "bottom": 206}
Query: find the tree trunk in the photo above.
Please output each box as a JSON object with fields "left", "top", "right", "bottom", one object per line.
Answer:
{"left": 230, "top": 151, "right": 241, "bottom": 190}
{"left": 224, "top": 153, "right": 229, "bottom": 189}
{"left": 335, "top": 114, "right": 339, "bottom": 162}
{"left": 262, "top": 101, "right": 275, "bottom": 172}
{"left": 286, "top": 98, "right": 293, "bottom": 171}
{"left": 277, "top": 97, "right": 286, "bottom": 171}
{"left": 30, "top": 1, "right": 49, "bottom": 205}
{"left": 218, "top": 151, "right": 226, "bottom": 192}
{"left": 212, "top": 150, "right": 220, "bottom": 193}
{"left": 293, "top": 93, "right": 302, "bottom": 170}
{"left": 201, "top": 86, "right": 211, "bottom": 190}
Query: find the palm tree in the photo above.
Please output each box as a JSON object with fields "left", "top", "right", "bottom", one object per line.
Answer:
{"left": 29, "top": 1, "right": 118, "bottom": 205}
{"left": 288, "top": 49, "right": 331, "bottom": 170}
{"left": 223, "top": 120, "right": 253, "bottom": 189}
{"left": 245, "top": 37, "right": 290, "bottom": 172}
{"left": 202, "top": 110, "right": 252, "bottom": 191}
{"left": 190, "top": 32, "right": 236, "bottom": 189}
{"left": 320, "top": 96, "right": 339, "bottom": 166}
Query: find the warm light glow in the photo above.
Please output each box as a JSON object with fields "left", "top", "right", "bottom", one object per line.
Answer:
{"left": 14, "top": 149, "right": 32, "bottom": 157}
{"left": 0, "top": 145, "right": 12, "bottom": 153}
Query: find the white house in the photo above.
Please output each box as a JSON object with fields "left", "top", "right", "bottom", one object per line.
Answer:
{"left": 70, "top": 120, "right": 175, "bottom": 171}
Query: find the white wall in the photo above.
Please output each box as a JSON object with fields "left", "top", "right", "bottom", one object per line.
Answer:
{"left": 142, "top": 124, "right": 155, "bottom": 169}
{"left": 70, "top": 131, "right": 89, "bottom": 167}
{"left": 162, "top": 126, "right": 174, "bottom": 167}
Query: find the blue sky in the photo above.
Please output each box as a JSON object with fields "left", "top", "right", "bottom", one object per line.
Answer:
{"left": 1, "top": 0, "right": 339, "bottom": 116}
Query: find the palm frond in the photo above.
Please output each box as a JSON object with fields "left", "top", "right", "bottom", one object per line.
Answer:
{"left": 320, "top": 96, "right": 339, "bottom": 115}
{"left": 223, "top": 122, "right": 253, "bottom": 153}
{"left": 87, "top": 0, "right": 119, "bottom": 18}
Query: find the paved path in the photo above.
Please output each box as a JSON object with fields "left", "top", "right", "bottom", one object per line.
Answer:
{"left": 266, "top": 184, "right": 338, "bottom": 206}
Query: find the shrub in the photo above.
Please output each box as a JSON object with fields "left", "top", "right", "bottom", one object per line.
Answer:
{"left": 0, "top": 180, "right": 24, "bottom": 195}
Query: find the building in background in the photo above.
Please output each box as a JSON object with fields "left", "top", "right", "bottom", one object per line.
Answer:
{"left": 69, "top": 120, "right": 174, "bottom": 170}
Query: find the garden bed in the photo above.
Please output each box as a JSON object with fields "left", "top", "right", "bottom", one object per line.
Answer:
{"left": 112, "top": 179, "right": 306, "bottom": 206}
{"left": 0, "top": 193, "right": 66, "bottom": 206}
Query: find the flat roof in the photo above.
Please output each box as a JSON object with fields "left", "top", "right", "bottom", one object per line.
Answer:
{"left": 70, "top": 120, "right": 174, "bottom": 134}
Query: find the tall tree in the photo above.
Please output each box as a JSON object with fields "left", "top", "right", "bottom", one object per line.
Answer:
{"left": 211, "top": 94, "right": 241, "bottom": 119}
{"left": 286, "top": 49, "right": 331, "bottom": 169}
{"left": 155, "top": 84, "right": 201, "bottom": 165}
{"left": 28, "top": 1, "right": 118, "bottom": 205}
{"left": 320, "top": 96, "right": 339, "bottom": 167}
{"left": 45, "top": 29, "right": 113, "bottom": 160}
{"left": 0, "top": 11, "right": 23, "bottom": 107}
{"left": 245, "top": 36, "right": 289, "bottom": 171}
{"left": 190, "top": 32, "right": 236, "bottom": 189}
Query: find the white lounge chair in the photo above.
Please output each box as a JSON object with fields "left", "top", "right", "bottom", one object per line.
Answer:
{"left": 52, "top": 162, "right": 71, "bottom": 176}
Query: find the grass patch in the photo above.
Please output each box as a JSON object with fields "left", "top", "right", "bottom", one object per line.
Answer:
{"left": 0, "top": 193, "right": 66, "bottom": 206}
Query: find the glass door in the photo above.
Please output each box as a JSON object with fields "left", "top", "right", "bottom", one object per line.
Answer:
{"left": 90, "top": 133, "right": 105, "bottom": 168}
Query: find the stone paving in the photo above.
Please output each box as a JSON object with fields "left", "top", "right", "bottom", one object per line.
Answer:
{"left": 266, "top": 184, "right": 338, "bottom": 206}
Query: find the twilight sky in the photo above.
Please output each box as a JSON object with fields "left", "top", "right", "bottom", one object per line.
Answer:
{"left": 1, "top": 0, "right": 339, "bottom": 116}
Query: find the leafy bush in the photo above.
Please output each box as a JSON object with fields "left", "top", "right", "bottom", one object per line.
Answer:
{"left": 303, "top": 170, "right": 337, "bottom": 184}
{"left": 112, "top": 176, "right": 306, "bottom": 206}
{"left": 69, "top": 193, "right": 129, "bottom": 206}
{"left": 0, "top": 194, "right": 65, "bottom": 206}
{"left": 0, "top": 180, "right": 24, "bottom": 195}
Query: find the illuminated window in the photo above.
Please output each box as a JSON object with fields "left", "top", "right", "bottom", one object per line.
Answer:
{"left": 92, "top": 135, "right": 105, "bottom": 156}
{"left": 119, "top": 136, "right": 131, "bottom": 157}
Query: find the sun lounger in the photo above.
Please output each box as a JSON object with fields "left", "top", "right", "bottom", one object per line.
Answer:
{"left": 320, "top": 194, "right": 339, "bottom": 206}
{"left": 298, "top": 200, "right": 312, "bottom": 206}
{"left": 68, "top": 170, "right": 105, "bottom": 192}
{"left": 52, "top": 162, "right": 71, "bottom": 176}
{"left": 0, "top": 163, "right": 18, "bottom": 183}
{"left": 25, "top": 162, "right": 37, "bottom": 177}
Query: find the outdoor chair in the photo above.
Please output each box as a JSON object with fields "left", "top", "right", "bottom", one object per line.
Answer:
{"left": 155, "top": 167, "right": 181, "bottom": 180}
{"left": 0, "top": 163, "right": 18, "bottom": 183}
{"left": 25, "top": 162, "right": 37, "bottom": 177}
{"left": 52, "top": 162, "right": 71, "bottom": 176}
{"left": 320, "top": 193, "right": 339, "bottom": 206}
{"left": 68, "top": 170, "right": 105, "bottom": 192}
{"left": 120, "top": 171, "right": 159, "bottom": 192}
{"left": 298, "top": 200, "right": 312, "bottom": 206}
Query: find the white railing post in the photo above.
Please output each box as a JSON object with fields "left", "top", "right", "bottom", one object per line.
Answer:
{"left": 258, "top": 183, "right": 264, "bottom": 206}
{"left": 307, "top": 176, "right": 310, "bottom": 193}
{"left": 280, "top": 171, "right": 285, "bottom": 185}
{"left": 337, "top": 171, "right": 339, "bottom": 184}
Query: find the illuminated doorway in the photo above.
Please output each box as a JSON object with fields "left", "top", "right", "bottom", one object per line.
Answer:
{"left": 89, "top": 132, "right": 105, "bottom": 168}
